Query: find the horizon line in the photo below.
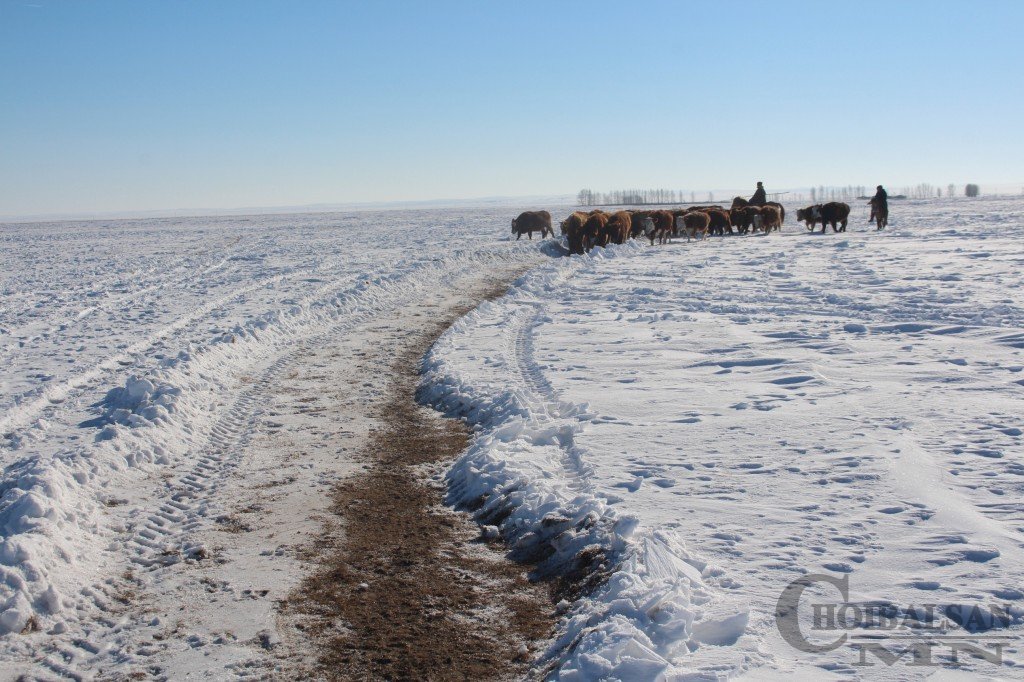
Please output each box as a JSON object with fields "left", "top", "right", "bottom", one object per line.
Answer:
{"left": 4, "top": 183, "right": 1023, "bottom": 225}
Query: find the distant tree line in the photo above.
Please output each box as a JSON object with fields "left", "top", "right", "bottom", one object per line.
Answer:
{"left": 899, "top": 183, "right": 980, "bottom": 198}
{"left": 811, "top": 186, "right": 872, "bottom": 202}
{"left": 577, "top": 188, "right": 689, "bottom": 206}
{"left": 578, "top": 183, "right": 983, "bottom": 206}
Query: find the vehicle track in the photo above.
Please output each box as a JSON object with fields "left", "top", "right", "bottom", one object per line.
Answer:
{"left": 23, "top": 250, "right": 548, "bottom": 680}
{"left": 501, "top": 272, "right": 594, "bottom": 491}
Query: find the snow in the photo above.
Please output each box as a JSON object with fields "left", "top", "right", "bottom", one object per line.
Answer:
{"left": 0, "top": 208, "right": 550, "bottom": 675}
{"left": 423, "top": 197, "right": 1024, "bottom": 679}
{"left": 3, "top": 197, "right": 1024, "bottom": 678}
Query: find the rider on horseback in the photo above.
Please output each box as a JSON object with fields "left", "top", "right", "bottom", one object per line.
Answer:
{"left": 749, "top": 181, "right": 767, "bottom": 206}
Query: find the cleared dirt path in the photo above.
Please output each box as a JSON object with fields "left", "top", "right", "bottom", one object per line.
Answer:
{"left": 248, "top": 259, "right": 555, "bottom": 680}
{"left": 291, "top": 271, "right": 555, "bottom": 680}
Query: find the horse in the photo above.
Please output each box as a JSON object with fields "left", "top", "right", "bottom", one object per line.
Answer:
{"left": 869, "top": 198, "right": 888, "bottom": 230}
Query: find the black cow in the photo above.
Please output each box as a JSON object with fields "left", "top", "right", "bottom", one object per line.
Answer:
{"left": 511, "top": 210, "right": 553, "bottom": 240}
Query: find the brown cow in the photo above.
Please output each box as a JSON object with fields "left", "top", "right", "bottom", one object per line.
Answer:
{"left": 760, "top": 205, "right": 782, "bottom": 233}
{"left": 597, "top": 211, "right": 632, "bottom": 247}
{"left": 562, "top": 211, "right": 590, "bottom": 254}
{"left": 733, "top": 197, "right": 784, "bottom": 226}
{"left": 704, "top": 208, "right": 733, "bottom": 236}
{"left": 580, "top": 212, "right": 608, "bottom": 251}
{"left": 676, "top": 211, "right": 710, "bottom": 242}
{"left": 629, "top": 210, "right": 654, "bottom": 240}
{"left": 648, "top": 210, "right": 674, "bottom": 245}
{"left": 817, "top": 202, "right": 851, "bottom": 233}
{"left": 561, "top": 211, "right": 589, "bottom": 236}
{"left": 669, "top": 208, "right": 689, "bottom": 236}
{"left": 796, "top": 206, "right": 819, "bottom": 231}
{"left": 511, "top": 211, "right": 552, "bottom": 240}
{"left": 732, "top": 205, "right": 760, "bottom": 234}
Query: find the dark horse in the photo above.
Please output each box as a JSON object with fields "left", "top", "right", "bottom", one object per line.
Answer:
{"left": 869, "top": 198, "right": 888, "bottom": 230}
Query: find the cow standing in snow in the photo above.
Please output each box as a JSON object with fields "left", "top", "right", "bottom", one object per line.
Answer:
{"left": 511, "top": 211, "right": 553, "bottom": 240}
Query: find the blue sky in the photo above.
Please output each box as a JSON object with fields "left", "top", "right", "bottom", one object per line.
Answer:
{"left": 1, "top": 0, "right": 1022, "bottom": 216}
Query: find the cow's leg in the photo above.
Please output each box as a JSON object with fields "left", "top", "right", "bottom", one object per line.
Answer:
{"left": 516, "top": 232, "right": 522, "bottom": 240}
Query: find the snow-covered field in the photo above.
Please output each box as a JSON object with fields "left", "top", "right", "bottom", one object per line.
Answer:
{"left": 424, "top": 196, "right": 1024, "bottom": 679}
{"left": 3, "top": 197, "right": 1024, "bottom": 680}
{"left": 0, "top": 209, "right": 547, "bottom": 677}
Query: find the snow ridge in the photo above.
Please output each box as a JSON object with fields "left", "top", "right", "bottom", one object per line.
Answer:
{"left": 421, "top": 242, "right": 747, "bottom": 680}
{"left": 0, "top": 245, "right": 535, "bottom": 644}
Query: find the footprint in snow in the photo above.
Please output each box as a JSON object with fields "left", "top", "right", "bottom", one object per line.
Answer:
{"left": 910, "top": 580, "right": 942, "bottom": 591}
{"left": 613, "top": 476, "right": 644, "bottom": 493}
{"left": 769, "top": 375, "right": 816, "bottom": 385}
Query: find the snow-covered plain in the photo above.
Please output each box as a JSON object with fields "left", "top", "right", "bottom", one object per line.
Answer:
{"left": 0, "top": 209, "right": 548, "bottom": 677}
{"left": 424, "top": 196, "right": 1024, "bottom": 679}
{"left": 3, "top": 197, "right": 1024, "bottom": 680}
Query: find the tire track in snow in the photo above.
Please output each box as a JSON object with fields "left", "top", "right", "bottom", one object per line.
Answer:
{"left": 503, "top": 303, "right": 593, "bottom": 491}
{"left": 0, "top": 235, "right": 250, "bottom": 368}
{"left": 0, "top": 272, "right": 292, "bottom": 441}
{"left": 35, "top": 351, "right": 294, "bottom": 679}
{"left": 22, "top": 248, "right": 549, "bottom": 680}
{"left": 0, "top": 258, "right": 370, "bottom": 446}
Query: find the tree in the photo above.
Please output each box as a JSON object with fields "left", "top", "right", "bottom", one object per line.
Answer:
{"left": 965, "top": 184, "right": 980, "bottom": 197}
{"left": 577, "top": 189, "right": 595, "bottom": 206}
{"left": 947, "top": 183, "right": 956, "bottom": 198}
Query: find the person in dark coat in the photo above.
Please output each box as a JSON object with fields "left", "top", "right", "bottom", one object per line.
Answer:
{"left": 749, "top": 181, "right": 767, "bottom": 206}
{"left": 869, "top": 185, "right": 888, "bottom": 222}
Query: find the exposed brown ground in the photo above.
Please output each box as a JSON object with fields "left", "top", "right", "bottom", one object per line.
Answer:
{"left": 292, "top": 277, "right": 556, "bottom": 681}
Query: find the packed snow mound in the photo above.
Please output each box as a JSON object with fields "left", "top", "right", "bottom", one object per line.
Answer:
{"left": 96, "top": 375, "right": 182, "bottom": 430}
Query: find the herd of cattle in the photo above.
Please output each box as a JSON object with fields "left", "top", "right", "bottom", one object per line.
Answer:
{"left": 511, "top": 198, "right": 853, "bottom": 254}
